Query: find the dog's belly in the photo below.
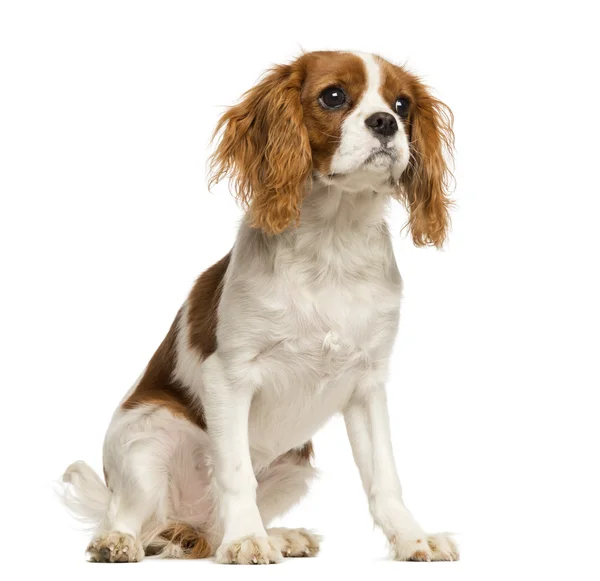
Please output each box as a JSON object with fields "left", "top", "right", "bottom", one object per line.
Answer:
{"left": 246, "top": 333, "right": 370, "bottom": 467}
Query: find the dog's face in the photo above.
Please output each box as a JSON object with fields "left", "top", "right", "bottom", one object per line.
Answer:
{"left": 210, "top": 51, "right": 454, "bottom": 247}
{"left": 300, "top": 52, "right": 411, "bottom": 192}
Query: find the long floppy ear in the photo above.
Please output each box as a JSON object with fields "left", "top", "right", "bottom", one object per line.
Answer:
{"left": 208, "top": 63, "right": 312, "bottom": 235}
{"left": 399, "top": 85, "right": 454, "bottom": 248}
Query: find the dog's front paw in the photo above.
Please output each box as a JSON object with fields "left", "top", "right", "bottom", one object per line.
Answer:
{"left": 87, "top": 531, "right": 144, "bottom": 563}
{"left": 268, "top": 527, "right": 321, "bottom": 557}
{"left": 215, "top": 534, "right": 283, "bottom": 565}
{"left": 391, "top": 532, "right": 458, "bottom": 562}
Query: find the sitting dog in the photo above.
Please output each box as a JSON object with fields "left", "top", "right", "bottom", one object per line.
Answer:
{"left": 61, "top": 50, "right": 458, "bottom": 564}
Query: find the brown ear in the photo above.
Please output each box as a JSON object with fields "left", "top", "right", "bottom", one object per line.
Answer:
{"left": 399, "top": 86, "right": 454, "bottom": 248}
{"left": 209, "top": 63, "right": 312, "bottom": 235}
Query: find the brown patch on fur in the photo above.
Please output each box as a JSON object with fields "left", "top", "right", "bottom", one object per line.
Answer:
{"left": 209, "top": 51, "right": 367, "bottom": 234}
{"left": 188, "top": 253, "right": 231, "bottom": 355}
{"left": 121, "top": 257, "right": 230, "bottom": 428}
{"left": 121, "top": 254, "right": 230, "bottom": 427}
{"left": 121, "top": 310, "right": 207, "bottom": 429}
{"left": 271, "top": 441, "right": 315, "bottom": 467}
{"left": 377, "top": 57, "right": 455, "bottom": 248}
{"left": 296, "top": 441, "right": 314, "bottom": 464}
{"left": 150, "top": 523, "right": 213, "bottom": 559}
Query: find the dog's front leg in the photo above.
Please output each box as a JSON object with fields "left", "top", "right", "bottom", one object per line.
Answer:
{"left": 344, "top": 381, "right": 459, "bottom": 561}
{"left": 203, "top": 353, "right": 282, "bottom": 564}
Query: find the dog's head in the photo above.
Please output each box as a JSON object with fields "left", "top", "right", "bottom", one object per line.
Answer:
{"left": 209, "top": 51, "right": 454, "bottom": 247}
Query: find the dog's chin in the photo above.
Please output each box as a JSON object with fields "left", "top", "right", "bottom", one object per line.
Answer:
{"left": 319, "top": 152, "right": 405, "bottom": 193}
{"left": 363, "top": 148, "right": 397, "bottom": 168}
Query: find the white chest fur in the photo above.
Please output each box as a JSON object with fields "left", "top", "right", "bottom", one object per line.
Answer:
{"left": 213, "top": 188, "right": 402, "bottom": 466}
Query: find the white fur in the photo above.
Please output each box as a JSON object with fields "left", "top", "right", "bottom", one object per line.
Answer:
{"left": 62, "top": 461, "right": 111, "bottom": 527}
{"left": 62, "top": 405, "right": 316, "bottom": 557}
{"left": 60, "top": 54, "right": 457, "bottom": 564}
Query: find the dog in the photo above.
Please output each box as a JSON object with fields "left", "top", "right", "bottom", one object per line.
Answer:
{"left": 61, "top": 50, "right": 458, "bottom": 564}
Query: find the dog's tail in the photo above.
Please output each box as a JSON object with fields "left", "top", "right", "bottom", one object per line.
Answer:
{"left": 60, "top": 461, "right": 111, "bottom": 527}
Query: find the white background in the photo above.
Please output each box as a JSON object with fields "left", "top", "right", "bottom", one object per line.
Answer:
{"left": 1, "top": 1, "right": 599, "bottom": 579}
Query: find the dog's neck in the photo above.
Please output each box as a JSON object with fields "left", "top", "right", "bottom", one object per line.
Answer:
{"left": 298, "top": 181, "right": 391, "bottom": 232}
{"left": 235, "top": 181, "right": 394, "bottom": 268}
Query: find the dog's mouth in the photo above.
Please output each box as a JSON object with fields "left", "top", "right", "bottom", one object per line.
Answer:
{"left": 363, "top": 148, "right": 397, "bottom": 166}
{"left": 321, "top": 148, "right": 399, "bottom": 182}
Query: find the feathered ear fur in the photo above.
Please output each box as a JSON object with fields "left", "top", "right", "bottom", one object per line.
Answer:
{"left": 209, "top": 63, "right": 312, "bottom": 235}
{"left": 399, "top": 85, "right": 455, "bottom": 248}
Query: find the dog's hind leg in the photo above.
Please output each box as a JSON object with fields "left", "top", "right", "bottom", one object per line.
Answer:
{"left": 85, "top": 406, "right": 177, "bottom": 563}
{"left": 256, "top": 443, "right": 321, "bottom": 558}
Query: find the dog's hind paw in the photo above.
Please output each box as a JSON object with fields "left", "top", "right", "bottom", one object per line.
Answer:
{"left": 268, "top": 527, "right": 320, "bottom": 557}
{"left": 87, "top": 531, "right": 144, "bottom": 563}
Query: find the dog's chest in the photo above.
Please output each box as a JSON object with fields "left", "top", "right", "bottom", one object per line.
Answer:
{"left": 245, "top": 240, "right": 401, "bottom": 464}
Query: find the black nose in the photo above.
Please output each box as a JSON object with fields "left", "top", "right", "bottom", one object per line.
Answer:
{"left": 365, "top": 112, "right": 398, "bottom": 138}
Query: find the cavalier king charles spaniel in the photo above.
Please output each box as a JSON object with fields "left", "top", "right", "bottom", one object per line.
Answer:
{"left": 61, "top": 50, "right": 458, "bottom": 564}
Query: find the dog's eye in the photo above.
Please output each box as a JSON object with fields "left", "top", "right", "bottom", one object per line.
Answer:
{"left": 319, "top": 87, "right": 347, "bottom": 109}
{"left": 394, "top": 97, "right": 410, "bottom": 118}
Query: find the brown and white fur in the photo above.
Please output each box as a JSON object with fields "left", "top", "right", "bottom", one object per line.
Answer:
{"left": 61, "top": 50, "right": 458, "bottom": 564}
